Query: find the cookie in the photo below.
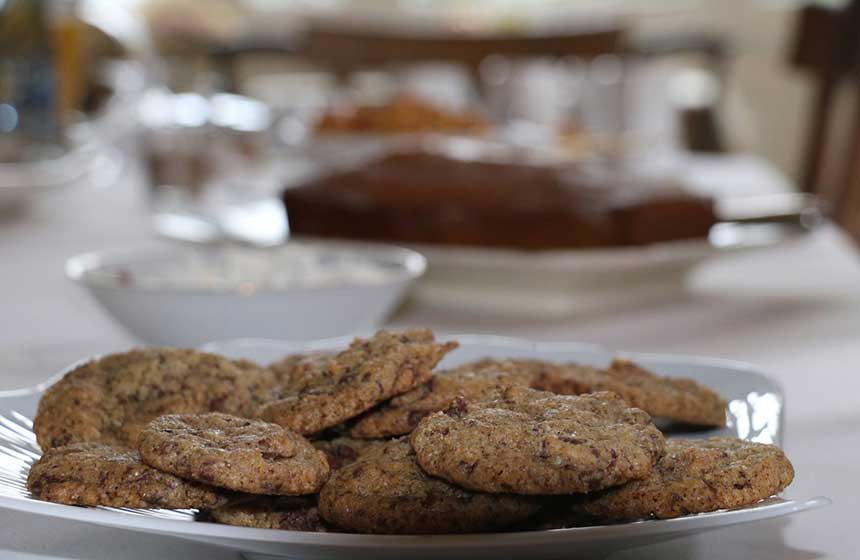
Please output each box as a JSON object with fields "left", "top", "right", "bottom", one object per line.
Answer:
{"left": 268, "top": 351, "right": 335, "bottom": 391}
{"left": 33, "top": 348, "right": 277, "bottom": 450}
{"left": 260, "top": 330, "right": 457, "bottom": 436}
{"left": 312, "top": 437, "right": 383, "bottom": 471}
{"left": 138, "top": 413, "right": 329, "bottom": 495}
{"left": 411, "top": 357, "right": 726, "bottom": 427}
{"left": 532, "top": 358, "right": 727, "bottom": 427}
{"left": 318, "top": 439, "right": 542, "bottom": 534}
{"left": 411, "top": 386, "right": 666, "bottom": 495}
{"left": 568, "top": 437, "right": 795, "bottom": 522}
{"left": 27, "top": 442, "right": 228, "bottom": 508}
{"left": 349, "top": 362, "right": 532, "bottom": 439}
{"left": 207, "top": 495, "right": 327, "bottom": 531}
{"left": 205, "top": 436, "right": 378, "bottom": 532}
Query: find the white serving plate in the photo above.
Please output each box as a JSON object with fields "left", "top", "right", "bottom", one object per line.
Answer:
{"left": 409, "top": 222, "right": 813, "bottom": 317}
{"left": 65, "top": 241, "right": 427, "bottom": 346}
{"left": 0, "top": 336, "right": 827, "bottom": 559}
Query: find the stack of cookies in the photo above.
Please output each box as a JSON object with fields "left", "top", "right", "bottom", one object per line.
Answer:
{"left": 27, "top": 329, "right": 795, "bottom": 534}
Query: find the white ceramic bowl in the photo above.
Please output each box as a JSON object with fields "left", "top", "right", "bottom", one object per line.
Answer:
{"left": 66, "top": 241, "right": 426, "bottom": 346}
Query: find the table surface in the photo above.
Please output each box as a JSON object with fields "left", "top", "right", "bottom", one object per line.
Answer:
{"left": 0, "top": 155, "right": 857, "bottom": 560}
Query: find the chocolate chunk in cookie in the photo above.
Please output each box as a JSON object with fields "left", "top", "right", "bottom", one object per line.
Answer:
{"left": 138, "top": 413, "right": 329, "bottom": 495}
{"left": 411, "top": 386, "right": 666, "bottom": 495}
{"left": 260, "top": 330, "right": 456, "bottom": 436}
{"left": 312, "top": 437, "right": 384, "bottom": 471}
{"left": 319, "top": 439, "right": 542, "bottom": 534}
{"left": 568, "top": 437, "right": 795, "bottom": 522}
{"left": 27, "top": 442, "right": 228, "bottom": 508}
{"left": 349, "top": 362, "right": 532, "bottom": 439}
{"left": 33, "top": 348, "right": 277, "bottom": 450}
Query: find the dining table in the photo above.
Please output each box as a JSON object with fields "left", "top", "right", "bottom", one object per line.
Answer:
{"left": 0, "top": 152, "right": 856, "bottom": 560}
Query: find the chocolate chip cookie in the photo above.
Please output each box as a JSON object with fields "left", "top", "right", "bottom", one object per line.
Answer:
{"left": 319, "top": 439, "right": 542, "bottom": 534}
{"left": 207, "top": 495, "right": 327, "bottom": 531}
{"left": 568, "top": 437, "right": 795, "bottom": 522}
{"left": 349, "top": 362, "right": 533, "bottom": 439}
{"left": 411, "top": 386, "right": 666, "bottom": 495}
{"left": 260, "top": 330, "right": 457, "bottom": 436}
{"left": 27, "top": 442, "right": 228, "bottom": 508}
{"left": 532, "top": 358, "right": 727, "bottom": 427}
{"left": 33, "top": 348, "right": 277, "bottom": 450}
{"left": 138, "top": 413, "right": 329, "bottom": 495}
{"left": 406, "top": 357, "right": 726, "bottom": 428}
{"left": 267, "top": 351, "right": 335, "bottom": 391}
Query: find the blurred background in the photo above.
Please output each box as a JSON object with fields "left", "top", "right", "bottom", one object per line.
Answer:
{"left": 1, "top": 0, "right": 859, "bottom": 346}
{"left": 4, "top": 0, "right": 856, "bottom": 197}
{"left": 4, "top": 0, "right": 856, "bottom": 184}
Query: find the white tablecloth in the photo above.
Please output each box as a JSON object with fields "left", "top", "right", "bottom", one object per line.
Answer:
{"left": 0, "top": 158, "right": 857, "bottom": 559}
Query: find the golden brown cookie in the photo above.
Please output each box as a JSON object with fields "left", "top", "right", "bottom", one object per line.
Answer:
{"left": 410, "top": 386, "right": 666, "bottom": 495}
{"left": 318, "top": 439, "right": 542, "bottom": 534}
{"left": 259, "top": 330, "right": 457, "bottom": 436}
{"left": 267, "top": 351, "right": 335, "bottom": 391}
{"left": 568, "top": 437, "right": 795, "bottom": 522}
{"left": 33, "top": 348, "right": 277, "bottom": 450}
{"left": 207, "top": 496, "right": 327, "bottom": 531}
{"left": 409, "top": 357, "right": 726, "bottom": 427}
{"left": 349, "top": 361, "right": 533, "bottom": 439}
{"left": 27, "top": 442, "right": 228, "bottom": 508}
{"left": 138, "top": 413, "right": 329, "bottom": 495}
{"left": 511, "top": 358, "right": 727, "bottom": 427}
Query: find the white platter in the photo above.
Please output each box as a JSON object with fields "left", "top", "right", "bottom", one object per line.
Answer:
{"left": 409, "top": 222, "right": 814, "bottom": 317}
{"left": 0, "top": 336, "right": 828, "bottom": 559}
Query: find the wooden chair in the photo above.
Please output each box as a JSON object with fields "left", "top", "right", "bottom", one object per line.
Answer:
{"left": 207, "top": 22, "right": 626, "bottom": 112}
{"left": 790, "top": 1, "right": 860, "bottom": 238}
{"left": 301, "top": 21, "right": 627, "bottom": 99}
{"left": 305, "top": 24, "right": 626, "bottom": 65}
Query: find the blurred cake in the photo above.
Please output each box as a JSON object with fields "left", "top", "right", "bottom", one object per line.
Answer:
{"left": 281, "top": 151, "right": 716, "bottom": 250}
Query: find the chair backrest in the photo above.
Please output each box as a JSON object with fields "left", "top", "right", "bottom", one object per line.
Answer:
{"left": 302, "top": 23, "right": 627, "bottom": 73}
{"left": 790, "top": 1, "right": 860, "bottom": 237}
